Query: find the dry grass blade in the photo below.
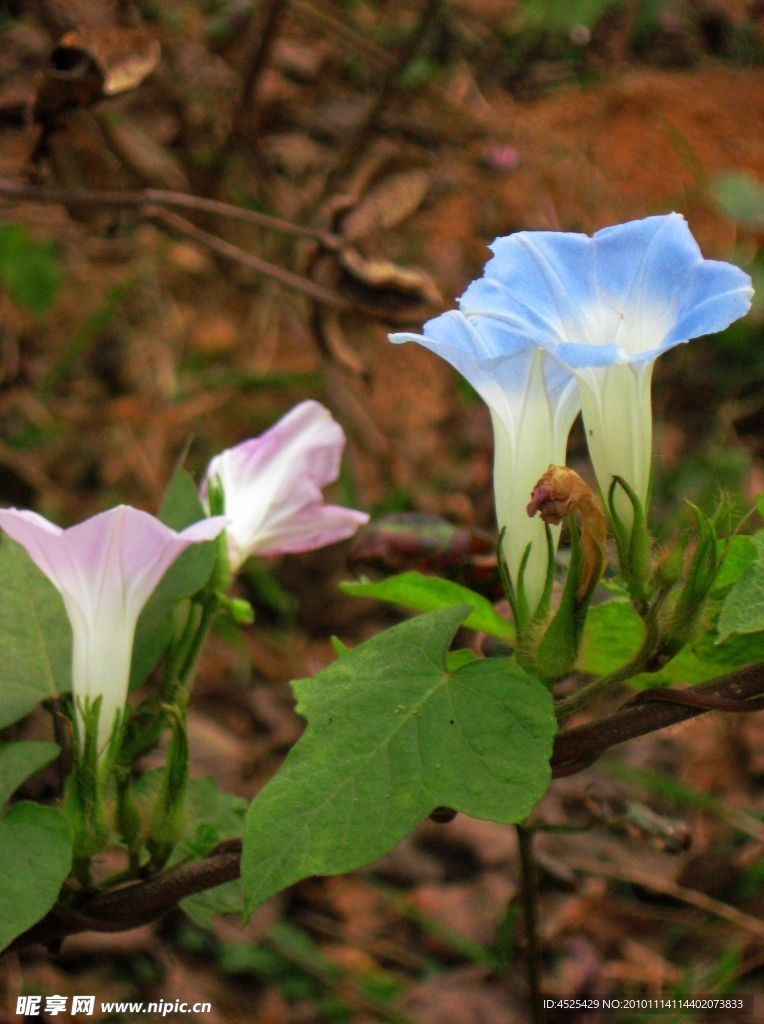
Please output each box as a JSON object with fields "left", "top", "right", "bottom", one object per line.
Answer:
{"left": 265, "top": 926, "right": 427, "bottom": 1024}
{"left": 566, "top": 856, "right": 764, "bottom": 940}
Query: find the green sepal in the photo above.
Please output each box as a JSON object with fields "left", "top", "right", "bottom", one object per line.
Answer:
{"left": 610, "top": 476, "right": 652, "bottom": 606}
{"left": 664, "top": 500, "right": 731, "bottom": 653}
{"left": 535, "top": 514, "right": 599, "bottom": 683}
{"left": 530, "top": 524, "right": 556, "bottom": 628}
{"left": 217, "top": 594, "right": 254, "bottom": 625}
{"left": 115, "top": 766, "right": 142, "bottom": 871}
{"left": 64, "top": 696, "right": 108, "bottom": 884}
{"left": 496, "top": 526, "right": 532, "bottom": 634}
{"left": 146, "top": 691, "right": 190, "bottom": 872}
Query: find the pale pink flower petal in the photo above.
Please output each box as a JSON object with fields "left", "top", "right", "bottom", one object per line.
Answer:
{"left": 203, "top": 401, "right": 369, "bottom": 570}
{"left": 0, "top": 505, "right": 227, "bottom": 752}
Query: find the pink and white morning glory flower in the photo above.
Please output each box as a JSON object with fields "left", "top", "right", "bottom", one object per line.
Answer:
{"left": 202, "top": 400, "right": 369, "bottom": 573}
{"left": 0, "top": 505, "right": 228, "bottom": 752}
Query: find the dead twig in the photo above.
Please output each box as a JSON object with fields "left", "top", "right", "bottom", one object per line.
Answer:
{"left": 290, "top": 0, "right": 393, "bottom": 67}
{"left": 145, "top": 206, "right": 351, "bottom": 308}
{"left": 318, "top": 0, "right": 443, "bottom": 202}
{"left": 0, "top": 178, "right": 340, "bottom": 249}
{"left": 235, "top": 0, "right": 291, "bottom": 138}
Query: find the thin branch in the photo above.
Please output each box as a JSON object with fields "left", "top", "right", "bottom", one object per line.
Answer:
{"left": 551, "top": 661, "right": 764, "bottom": 777}
{"left": 235, "top": 0, "right": 291, "bottom": 137}
{"left": 318, "top": 0, "right": 443, "bottom": 200}
{"left": 0, "top": 178, "right": 340, "bottom": 249}
{"left": 290, "top": 0, "right": 393, "bottom": 67}
{"left": 145, "top": 206, "right": 350, "bottom": 308}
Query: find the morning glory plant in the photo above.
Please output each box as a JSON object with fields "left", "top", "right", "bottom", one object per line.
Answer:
{"left": 6, "top": 219, "right": 764, "bottom": 1024}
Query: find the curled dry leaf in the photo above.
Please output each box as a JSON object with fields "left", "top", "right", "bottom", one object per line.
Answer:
{"left": 338, "top": 246, "right": 442, "bottom": 306}
{"left": 341, "top": 168, "right": 432, "bottom": 242}
{"left": 55, "top": 26, "right": 160, "bottom": 96}
{"left": 528, "top": 464, "right": 607, "bottom": 601}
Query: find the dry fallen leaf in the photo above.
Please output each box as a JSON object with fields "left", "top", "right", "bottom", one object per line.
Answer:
{"left": 341, "top": 168, "right": 432, "bottom": 242}
{"left": 55, "top": 26, "right": 160, "bottom": 96}
{"left": 338, "top": 246, "right": 442, "bottom": 306}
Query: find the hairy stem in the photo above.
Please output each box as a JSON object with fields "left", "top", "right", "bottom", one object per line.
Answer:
{"left": 517, "top": 825, "right": 545, "bottom": 1024}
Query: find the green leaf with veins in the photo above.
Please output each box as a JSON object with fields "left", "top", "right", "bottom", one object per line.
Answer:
{"left": 576, "top": 600, "right": 645, "bottom": 676}
{"left": 718, "top": 534, "right": 764, "bottom": 641}
{"left": 130, "top": 468, "right": 216, "bottom": 689}
{"left": 0, "top": 536, "right": 71, "bottom": 729}
{"left": 712, "top": 535, "right": 757, "bottom": 594}
{"left": 0, "top": 742, "right": 60, "bottom": 809}
{"left": 340, "top": 572, "right": 514, "bottom": 642}
{"left": 0, "top": 802, "right": 72, "bottom": 952}
{"left": 241, "top": 605, "right": 555, "bottom": 914}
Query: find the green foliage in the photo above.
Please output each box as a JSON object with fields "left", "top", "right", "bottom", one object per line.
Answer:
{"left": 176, "top": 776, "right": 247, "bottom": 928}
{"left": 242, "top": 605, "right": 556, "bottom": 914}
{"left": 520, "top": 0, "right": 614, "bottom": 31}
{"left": 576, "top": 601, "right": 645, "bottom": 676}
{"left": 713, "top": 535, "right": 757, "bottom": 593}
{"left": 0, "top": 536, "right": 71, "bottom": 730}
{"left": 42, "top": 283, "right": 131, "bottom": 394}
{"left": 340, "top": 572, "right": 515, "bottom": 642}
{"left": 0, "top": 802, "right": 73, "bottom": 951}
{"left": 714, "top": 171, "right": 764, "bottom": 229}
{"left": 629, "top": 612, "right": 764, "bottom": 690}
{"left": 126, "top": 770, "right": 247, "bottom": 927}
{"left": 130, "top": 468, "right": 216, "bottom": 688}
{"left": 0, "top": 223, "right": 62, "bottom": 315}
{"left": 0, "top": 742, "right": 60, "bottom": 809}
{"left": 718, "top": 534, "right": 764, "bottom": 640}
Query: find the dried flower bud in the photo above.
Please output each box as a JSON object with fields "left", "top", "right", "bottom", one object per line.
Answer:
{"left": 528, "top": 465, "right": 607, "bottom": 601}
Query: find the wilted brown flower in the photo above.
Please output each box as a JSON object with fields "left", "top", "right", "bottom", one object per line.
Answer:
{"left": 527, "top": 465, "right": 607, "bottom": 601}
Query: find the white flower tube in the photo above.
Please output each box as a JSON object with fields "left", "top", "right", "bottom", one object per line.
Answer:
{"left": 0, "top": 505, "right": 228, "bottom": 752}
{"left": 457, "top": 214, "right": 753, "bottom": 529}
{"left": 202, "top": 401, "right": 368, "bottom": 573}
{"left": 391, "top": 311, "right": 580, "bottom": 616}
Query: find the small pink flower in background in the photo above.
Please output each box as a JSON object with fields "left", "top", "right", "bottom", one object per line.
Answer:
{"left": 202, "top": 400, "right": 369, "bottom": 572}
{"left": 0, "top": 505, "right": 228, "bottom": 752}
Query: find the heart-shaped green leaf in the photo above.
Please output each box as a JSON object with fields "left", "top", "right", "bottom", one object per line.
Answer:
{"left": 242, "top": 605, "right": 554, "bottom": 913}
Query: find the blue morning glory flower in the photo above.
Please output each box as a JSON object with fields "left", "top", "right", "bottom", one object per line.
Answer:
{"left": 391, "top": 310, "right": 580, "bottom": 616}
{"left": 456, "top": 213, "right": 753, "bottom": 529}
